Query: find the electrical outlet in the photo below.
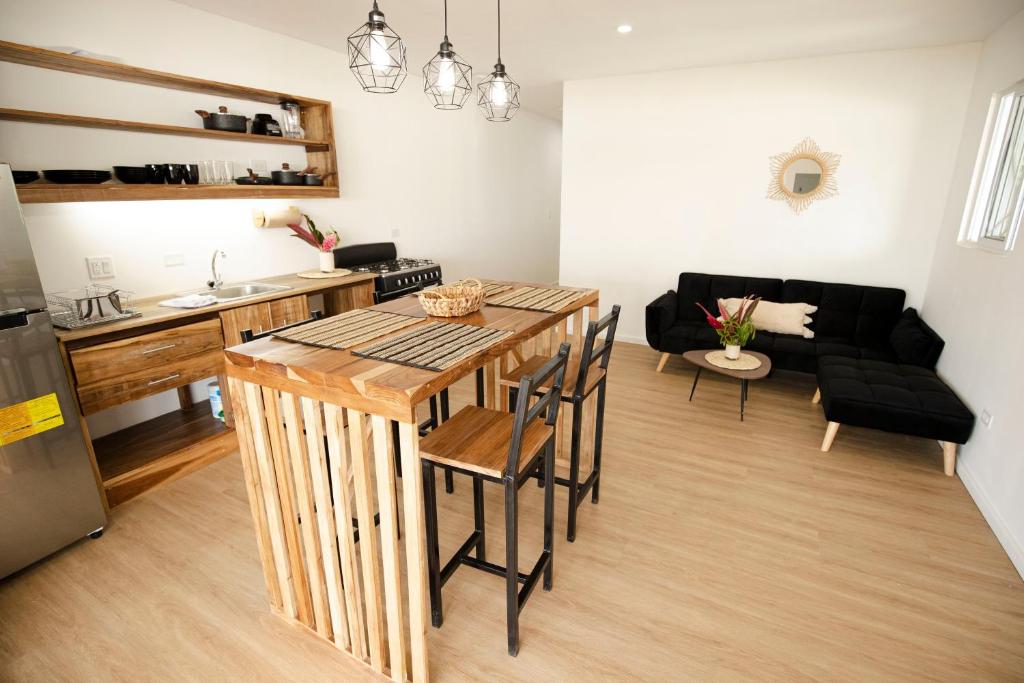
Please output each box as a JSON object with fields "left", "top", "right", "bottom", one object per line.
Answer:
{"left": 86, "top": 256, "right": 115, "bottom": 280}
{"left": 981, "top": 409, "right": 994, "bottom": 428}
{"left": 164, "top": 253, "right": 185, "bottom": 267}
{"left": 391, "top": 227, "right": 401, "bottom": 239}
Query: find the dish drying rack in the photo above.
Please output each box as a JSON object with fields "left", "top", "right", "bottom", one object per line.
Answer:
{"left": 46, "top": 284, "right": 141, "bottom": 330}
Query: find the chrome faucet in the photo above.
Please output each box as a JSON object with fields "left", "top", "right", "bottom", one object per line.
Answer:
{"left": 208, "top": 250, "right": 226, "bottom": 289}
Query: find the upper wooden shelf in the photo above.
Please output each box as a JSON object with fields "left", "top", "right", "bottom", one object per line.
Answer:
{"left": 0, "top": 39, "right": 339, "bottom": 204}
{"left": 16, "top": 183, "right": 339, "bottom": 204}
{"left": 0, "top": 108, "right": 332, "bottom": 151}
{"left": 0, "top": 40, "right": 329, "bottom": 107}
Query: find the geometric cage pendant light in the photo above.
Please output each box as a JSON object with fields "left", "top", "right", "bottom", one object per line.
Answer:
{"left": 347, "top": 1, "right": 408, "bottom": 94}
{"left": 477, "top": 0, "right": 520, "bottom": 122}
{"left": 423, "top": 0, "right": 473, "bottom": 110}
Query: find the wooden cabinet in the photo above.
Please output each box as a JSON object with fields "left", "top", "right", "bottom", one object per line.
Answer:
{"left": 219, "top": 294, "right": 311, "bottom": 347}
{"left": 70, "top": 319, "right": 224, "bottom": 415}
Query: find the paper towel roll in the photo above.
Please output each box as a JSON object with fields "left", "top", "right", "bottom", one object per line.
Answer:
{"left": 253, "top": 206, "right": 302, "bottom": 228}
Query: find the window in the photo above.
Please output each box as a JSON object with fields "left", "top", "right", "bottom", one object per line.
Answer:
{"left": 960, "top": 80, "right": 1024, "bottom": 253}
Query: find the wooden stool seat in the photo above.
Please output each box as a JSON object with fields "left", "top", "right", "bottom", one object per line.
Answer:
{"left": 499, "top": 353, "right": 606, "bottom": 398}
{"left": 420, "top": 406, "right": 552, "bottom": 479}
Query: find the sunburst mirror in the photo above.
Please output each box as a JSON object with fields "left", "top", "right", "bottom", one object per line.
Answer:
{"left": 767, "top": 138, "right": 840, "bottom": 213}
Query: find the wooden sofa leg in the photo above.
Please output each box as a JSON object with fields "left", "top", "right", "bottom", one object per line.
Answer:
{"left": 942, "top": 442, "right": 957, "bottom": 476}
{"left": 812, "top": 388, "right": 821, "bottom": 404}
{"left": 821, "top": 422, "right": 840, "bottom": 452}
{"left": 656, "top": 352, "right": 670, "bottom": 373}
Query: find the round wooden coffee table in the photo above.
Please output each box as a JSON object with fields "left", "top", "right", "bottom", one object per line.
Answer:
{"left": 682, "top": 349, "right": 772, "bottom": 421}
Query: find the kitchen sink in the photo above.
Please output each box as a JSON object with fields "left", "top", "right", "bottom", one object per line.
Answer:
{"left": 210, "top": 283, "right": 291, "bottom": 302}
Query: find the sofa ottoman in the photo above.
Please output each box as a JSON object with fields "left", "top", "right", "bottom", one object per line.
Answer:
{"left": 814, "top": 356, "right": 975, "bottom": 475}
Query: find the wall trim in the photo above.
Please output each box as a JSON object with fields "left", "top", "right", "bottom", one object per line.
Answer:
{"left": 958, "top": 459, "right": 1024, "bottom": 581}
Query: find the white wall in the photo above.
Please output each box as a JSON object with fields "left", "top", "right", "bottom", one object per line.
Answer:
{"left": 921, "top": 10, "right": 1024, "bottom": 579}
{"left": 559, "top": 46, "right": 979, "bottom": 343}
{"left": 0, "top": 0, "right": 561, "bottom": 435}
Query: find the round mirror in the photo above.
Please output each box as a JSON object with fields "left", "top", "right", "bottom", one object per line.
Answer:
{"left": 767, "top": 139, "right": 840, "bottom": 213}
{"left": 782, "top": 158, "right": 823, "bottom": 195}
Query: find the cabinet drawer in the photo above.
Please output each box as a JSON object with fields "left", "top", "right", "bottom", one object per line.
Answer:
{"left": 71, "top": 319, "right": 224, "bottom": 387}
{"left": 76, "top": 350, "right": 225, "bottom": 415}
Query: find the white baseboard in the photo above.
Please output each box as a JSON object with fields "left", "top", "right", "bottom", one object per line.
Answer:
{"left": 616, "top": 333, "right": 647, "bottom": 346}
{"left": 957, "top": 460, "right": 1024, "bottom": 581}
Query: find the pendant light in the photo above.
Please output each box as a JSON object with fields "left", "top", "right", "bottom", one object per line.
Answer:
{"left": 423, "top": 0, "right": 473, "bottom": 110}
{"left": 347, "top": 1, "right": 408, "bottom": 94}
{"left": 477, "top": 0, "right": 520, "bottom": 122}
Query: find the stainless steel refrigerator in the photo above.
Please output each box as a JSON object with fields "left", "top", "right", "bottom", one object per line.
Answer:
{"left": 0, "top": 163, "right": 106, "bottom": 579}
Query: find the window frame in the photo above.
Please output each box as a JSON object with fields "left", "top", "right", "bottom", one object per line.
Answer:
{"left": 958, "top": 79, "right": 1024, "bottom": 254}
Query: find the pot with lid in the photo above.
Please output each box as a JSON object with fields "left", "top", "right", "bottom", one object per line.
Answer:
{"left": 271, "top": 163, "right": 305, "bottom": 185}
{"left": 195, "top": 106, "right": 249, "bottom": 133}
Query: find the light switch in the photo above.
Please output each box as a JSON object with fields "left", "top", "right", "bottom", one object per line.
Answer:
{"left": 86, "top": 256, "right": 115, "bottom": 280}
{"left": 164, "top": 253, "right": 185, "bottom": 267}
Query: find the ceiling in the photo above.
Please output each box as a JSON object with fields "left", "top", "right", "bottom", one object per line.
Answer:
{"left": 174, "top": 0, "right": 1024, "bottom": 119}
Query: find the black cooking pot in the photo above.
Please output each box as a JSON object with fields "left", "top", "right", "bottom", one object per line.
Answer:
{"left": 271, "top": 163, "right": 304, "bottom": 185}
{"left": 195, "top": 106, "right": 249, "bottom": 133}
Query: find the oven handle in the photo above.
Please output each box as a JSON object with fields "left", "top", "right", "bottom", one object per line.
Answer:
{"left": 376, "top": 281, "right": 431, "bottom": 303}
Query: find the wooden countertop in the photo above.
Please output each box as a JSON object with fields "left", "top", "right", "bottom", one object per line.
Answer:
{"left": 54, "top": 271, "right": 377, "bottom": 343}
{"left": 224, "top": 283, "right": 599, "bottom": 422}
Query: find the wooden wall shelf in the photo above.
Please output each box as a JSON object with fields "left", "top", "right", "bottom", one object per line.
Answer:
{"left": 0, "top": 40, "right": 328, "bottom": 106}
{"left": 0, "top": 108, "right": 332, "bottom": 150}
{"left": 0, "top": 40, "right": 338, "bottom": 203}
{"left": 17, "top": 183, "right": 339, "bottom": 204}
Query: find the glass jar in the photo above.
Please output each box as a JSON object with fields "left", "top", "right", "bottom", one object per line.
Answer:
{"left": 279, "top": 100, "right": 305, "bottom": 139}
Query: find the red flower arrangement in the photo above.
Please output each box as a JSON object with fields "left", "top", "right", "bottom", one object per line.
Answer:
{"left": 695, "top": 295, "right": 761, "bottom": 348}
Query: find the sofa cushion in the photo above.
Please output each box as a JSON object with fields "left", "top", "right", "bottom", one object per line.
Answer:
{"left": 815, "top": 339, "right": 896, "bottom": 363}
{"left": 782, "top": 280, "right": 905, "bottom": 347}
{"left": 889, "top": 307, "right": 945, "bottom": 368}
{"left": 677, "top": 273, "right": 783, "bottom": 322}
{"left": 817, "top": 356, "right": 974, "bottom": 444}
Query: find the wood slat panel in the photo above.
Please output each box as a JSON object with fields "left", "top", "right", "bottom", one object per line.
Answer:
{"left": 371, "top": 415, "right": 408, "bottom": 682}
{"left": 301, "top": 397, "right": 350, "bottom": 650}
{"left": 324, "top": 404, "right": 368, "bottom": 660}
{"left": 261, "top": 387, "right": 313, "bottom": 626}
{"left": 397, "top": 422, "right": 430, "bottom": 683}
{"left": 227, "top": 378, "right": 282, "bottom": 612}
{"left": 347, "top": 410, "right": 387, "bottom": 671}
{"left": 281, "top": 392, "right": 332, "bottom": 640}
{"left": 241, "top": 382, "right": 296, "bottom": 618}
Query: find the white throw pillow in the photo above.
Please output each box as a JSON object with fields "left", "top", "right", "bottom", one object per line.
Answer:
{"left": 721, "top": 298, "right": 817, "bottom": 338}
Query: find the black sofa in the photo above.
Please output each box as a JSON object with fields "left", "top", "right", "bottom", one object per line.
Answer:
{"left": 646, "top": 272, "right": 943, "bottom": 373}
{"left": 646, "top": 272, "right": 974, "bottom": 474}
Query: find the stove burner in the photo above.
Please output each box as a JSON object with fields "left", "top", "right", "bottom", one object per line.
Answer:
{"left": 355, "top": 258, "right": 436, "bottom": 274}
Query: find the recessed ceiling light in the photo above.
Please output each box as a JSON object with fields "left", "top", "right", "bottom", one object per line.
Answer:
{"left": 617, "top": 24, "right": 632, "bottom": 34}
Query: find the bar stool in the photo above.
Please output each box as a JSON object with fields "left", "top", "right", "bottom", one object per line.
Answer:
{"left": 500, "top": 305, "right": 620, "bottom": 542}
{"left": 420, "top": 344, "right": 570, "bottom": 656}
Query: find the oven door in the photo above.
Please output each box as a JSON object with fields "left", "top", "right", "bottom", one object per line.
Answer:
{"left": 375, "top": 282, "right": 427, "bottom": 304}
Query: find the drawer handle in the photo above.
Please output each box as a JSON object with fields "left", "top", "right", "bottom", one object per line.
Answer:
{"left": 148, "top": 373, "right": 180, "bottom": 386}
{"left": 142, "top": 343, "right": 177, "bottom": 355}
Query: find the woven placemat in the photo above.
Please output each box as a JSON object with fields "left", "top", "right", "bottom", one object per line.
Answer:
{"left": 353, "top": 322, "right": 513, "bottom": 371}
{"left": 296, "top": 268, "right": 354, "bottom": 279}
{"left": 486, "top": 286, "right": 587, "bottom": 312}
{"left": 705, "top": 350, "right": 763, "bottom": 370}
{"left": 449, "top": 279, "right": 514, "bottom": 297}
{"left": 274, "top": 309, "right": 420, "bottom": 349}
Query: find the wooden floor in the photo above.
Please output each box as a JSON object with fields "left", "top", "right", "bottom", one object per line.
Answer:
{"left": 2, "top": 342, "right": 1022, "bottom": 682}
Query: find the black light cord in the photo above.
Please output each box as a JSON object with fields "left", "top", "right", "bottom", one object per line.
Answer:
{"left": 497, "top": 0, "right": 502, "bottom": 62}
{"left": 443, "top": 0, "right": 448, "bottom": 40}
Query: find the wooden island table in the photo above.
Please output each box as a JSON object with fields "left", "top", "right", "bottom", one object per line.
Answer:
{"left": 224, "top": 283, "right": 599, "bottom": 683}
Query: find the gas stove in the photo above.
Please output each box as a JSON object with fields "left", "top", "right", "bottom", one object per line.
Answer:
{"left": 332, "top": 243, "right": 443, "bottom": 303}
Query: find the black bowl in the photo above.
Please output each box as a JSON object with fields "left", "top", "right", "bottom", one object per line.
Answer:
{"left": 113, "top": 166, "right": 149, "bottom": 184}
{"left": 13, "top": 170, "right": 40, "bottom": 184}
{"left": 43, "top": 170, "right": 112, "bottom": 184}
{"left": 235, "top": 176, "right": 273, "bottom": 185}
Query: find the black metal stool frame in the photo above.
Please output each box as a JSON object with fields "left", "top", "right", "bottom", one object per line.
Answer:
{"left": 422, "top": 344, "right": 570, "bottom": 656}
{"left": 509, "top": 305, "right": 620, "bottom": 542}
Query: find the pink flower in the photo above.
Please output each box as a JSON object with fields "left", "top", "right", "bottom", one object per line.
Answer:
{"left": 320, "top": 232, "right": 338, "bottom": 252}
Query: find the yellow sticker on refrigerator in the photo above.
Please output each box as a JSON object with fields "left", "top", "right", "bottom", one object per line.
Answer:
{"left": 0, "top": 393, "right": 64, "bottom": 446}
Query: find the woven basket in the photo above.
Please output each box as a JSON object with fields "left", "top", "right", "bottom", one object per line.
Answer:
{"left": 418, "top": 278, "right": 484, "bottom": 317}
